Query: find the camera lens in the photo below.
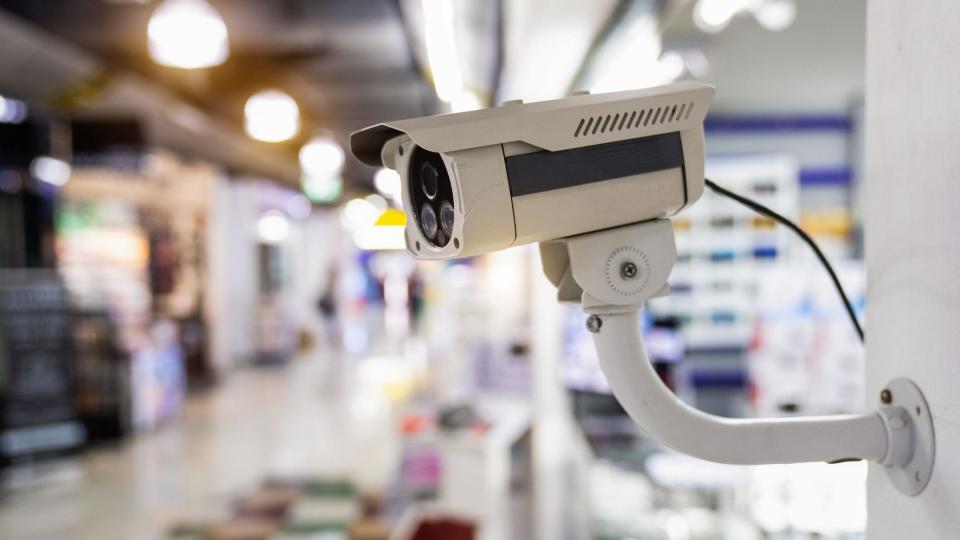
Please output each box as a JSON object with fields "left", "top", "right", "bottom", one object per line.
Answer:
{"left": 420, "top": 203, "right": 438, "bottom": 239}
{"left": 439, "top": 200, "right": 455, "bottom": 236}
{"left": 409, "top": 146, "right": 453, "bottom": 248}
{"left": 420, "top": 162, "right": 439, "bottom": 200}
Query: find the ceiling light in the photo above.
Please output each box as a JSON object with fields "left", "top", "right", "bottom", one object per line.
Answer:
{"left": 590, "top": 16, "right": 684, "bottom": 93}
{"left": 421, "top": 0, "right": 464, "bottom": 103}
{"left": 0, "top": 95, "right": 28, "bottom": 124}
{"left": 148, "top": 0, "right": 229, "bottom": 69}
{"left": 302, "top": 175, "right": 342, "bottom": 204}
{"left": 257, "top": 210, "right": 290, "bottom": 243}
{"left": 753, "top": 0, "right": 797, "bottom": 32}
{"left": 374, "top": 168, "right": 402, "bottom": 203}
{"left": 693, "top": 0, "right": 751, "bottom": 33}
{"left": 658, "top": 51, "right": 687, "bottom": 82}
{"left": 30, "top": 156, "right": 71, "bottom": 187}
{"left": 245, "top": 90, "right": 300, "bottom": 142}
{"left": 299, "top": 134, "right": 344, "bottom": 178}
{"left": 341, "top": 198, "right": 381, "bottom": 231}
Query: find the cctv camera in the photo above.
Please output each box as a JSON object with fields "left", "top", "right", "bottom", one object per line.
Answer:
{"left": 351, "top": 81, "right": 714, "bottom": 259}
{"left": 351, "top": 82, "right": 939, "bottom": 495}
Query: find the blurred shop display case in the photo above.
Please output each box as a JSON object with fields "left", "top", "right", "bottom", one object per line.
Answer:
{"left": 0, "top": 270, "right": 84, "bottom": 467}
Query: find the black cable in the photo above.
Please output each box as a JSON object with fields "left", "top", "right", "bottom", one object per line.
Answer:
{"left": 704, "top": 179, "right": 865, "bottom": 343}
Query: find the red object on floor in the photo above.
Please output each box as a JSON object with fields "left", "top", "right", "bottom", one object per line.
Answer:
{"left": 409, "top": 518, "right": 475, "bottom": 540}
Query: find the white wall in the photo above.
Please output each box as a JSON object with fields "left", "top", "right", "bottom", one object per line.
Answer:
{"left": 865, "top": 2, "right": 960, "bottom": 536}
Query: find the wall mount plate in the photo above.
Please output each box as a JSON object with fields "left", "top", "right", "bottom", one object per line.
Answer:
{"left": 882, "top": 378, "right": 935, "bottom": 496}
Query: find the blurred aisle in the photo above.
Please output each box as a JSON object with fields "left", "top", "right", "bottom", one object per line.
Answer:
{"left": 0, "top": 354, "right": 375, "bottom": 540}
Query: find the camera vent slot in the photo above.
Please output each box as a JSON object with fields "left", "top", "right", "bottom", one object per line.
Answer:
{"left": 581, "top": 117, "right": 594, "bottom": 137}
{"left": 575, "top": 101, "right": 695, "bottom": 137}
{"left": 574, "top": 118, "right": 586, "bottom": 137}
{"left": 599, "top": 114, "right": 612, "bottom": 133}
{"left": 592, "top": 115, "right": 603, "bottom": 134}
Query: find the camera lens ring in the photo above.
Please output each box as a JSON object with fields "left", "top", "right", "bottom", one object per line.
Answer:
{"left": 420, "top": 162, "right": 439, "bottom": 200}
{"left": 408, "top": 146, "right": 455, "bottom": 248}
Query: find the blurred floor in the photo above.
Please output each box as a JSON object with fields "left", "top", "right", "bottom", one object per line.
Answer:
{"left": 0, "top": 352, "right": 376, "bottom": 540}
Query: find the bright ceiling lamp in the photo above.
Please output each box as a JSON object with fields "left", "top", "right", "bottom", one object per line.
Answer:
{"left": 374, "top": 168, "right": 402, "bottom": 204}
{"left": 148, "top": 0, "right": 229, "bottom": 69}
{"left": 245, "top": 90, "right": 300, "bottom": 142}
{"left": 0, "top": 95, "right": 28, "bottom": 124}
{"left": 302, "top": 175, "right": 342, "bottom": 204}
{"left": 693, "top": 0, "right": 751, "bottom": 33}
{"left": 752, "top": 0, "right": 797, "bottom": 32}
{"left": 590, "top": 16, "right": 682, "bottom": 93}
{"left": 30, "top": 156, "right": 71, "bottom": 187}
{"left": 257, "top": 210, "right": 290, "bottom": 243}
{"left": 340, "top": 197, "right": 381, "bottom": 231}
{"left": 299, "top": 134, "right": 345, "bottom": 178}
{"left": 421, "top": 0, "right": 465, "bottom": 104}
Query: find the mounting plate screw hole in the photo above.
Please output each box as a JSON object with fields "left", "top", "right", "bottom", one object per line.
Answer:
{"left": 585, "top": 315, "right": 603, "bottom": 333}
{"left": 415, "top": 241, "right": 421, "bottom": 251}
{"left": 880, "top": 389, "right": 892, "bottom": 404}
{"left": 916, "top": 406, "right": 921, "bottom": 416}
{"left": 453, "top": 238, "right": 460, "bottom": 249}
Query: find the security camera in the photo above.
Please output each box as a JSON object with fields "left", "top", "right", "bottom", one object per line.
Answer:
{"left": 351, "top": 82, "right": 938, "bottom": 495}
{"left": 351, "top": 82, "right": 715, "bottom": 259}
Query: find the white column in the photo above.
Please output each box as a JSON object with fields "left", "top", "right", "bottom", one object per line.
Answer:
{"left": 865, "top": 2, "right": 960, "bottom": 536}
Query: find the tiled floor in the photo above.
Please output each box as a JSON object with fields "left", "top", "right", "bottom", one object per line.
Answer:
{"left": 0, "top": 355, "right": 392, "bottom": 540}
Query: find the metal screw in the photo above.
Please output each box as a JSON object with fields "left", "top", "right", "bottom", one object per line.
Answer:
{"left": 620, "top": 261, "right": 638, "bottom": 280}
{"left": 880, "top": 389, "right": 892, "bottom": 404}
{"left": 586, "top": 315, "right": 603, "bottom": 333}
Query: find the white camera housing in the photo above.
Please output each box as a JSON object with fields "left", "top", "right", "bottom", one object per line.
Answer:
{"left": 351, "top": 82, "right": 715, "bottom": 259}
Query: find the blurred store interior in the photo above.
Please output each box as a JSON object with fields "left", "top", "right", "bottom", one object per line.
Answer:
{"left": 0, "top": 1, "right": 869, "bottom": 539}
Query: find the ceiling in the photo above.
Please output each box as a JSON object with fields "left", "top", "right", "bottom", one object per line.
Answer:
{"left": 0, "top": 0, "right": 867, "bottom": 194}
{"left": 0, "top": 0, "right": 436, "bottom": 189}
{"left": 660, "top": 0, "right": 866, "bottom": 112}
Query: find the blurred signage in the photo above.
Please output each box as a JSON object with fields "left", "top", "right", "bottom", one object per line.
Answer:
{"left": 0, "top": 271, "right": 84, "bottom": 462}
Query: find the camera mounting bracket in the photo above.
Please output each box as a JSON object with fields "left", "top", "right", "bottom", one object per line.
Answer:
{"left": 539, "top": 219, "right": 935, "bottom": 495}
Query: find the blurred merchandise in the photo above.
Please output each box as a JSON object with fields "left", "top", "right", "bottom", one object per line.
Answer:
{"left": 129, "top": 319, "right": 185, "bottom": 430}
{"left": 0, "top": 271, "right": 84, "bottom": 467}
{"left": 71, "top": 310, "right": 130, "bottom": 441}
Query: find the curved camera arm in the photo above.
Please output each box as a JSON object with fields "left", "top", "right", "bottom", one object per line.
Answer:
{"left": 540, "top": 219, "right": 935, "bottom": 495}
{"left": 591, "top": 309, "right": 887, "bottom": 464}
